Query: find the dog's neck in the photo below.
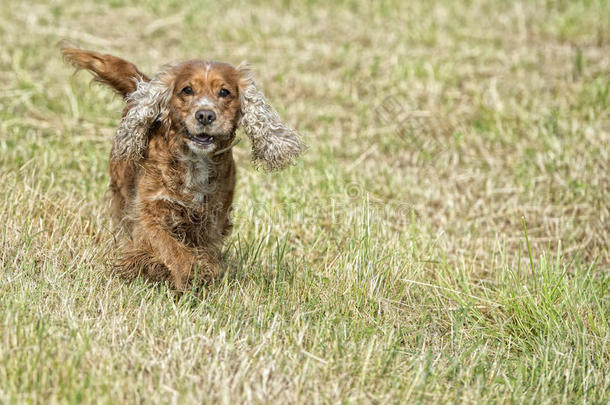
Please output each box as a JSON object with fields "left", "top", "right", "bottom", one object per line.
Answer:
{"left": 147, "top": 127, "right": 235, "bottom": 205}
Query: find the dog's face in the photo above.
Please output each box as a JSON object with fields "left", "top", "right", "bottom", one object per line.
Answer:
{"left": 114, "top": 58, "right": 304, "bottom": 169}
{"left": 169, "top": 61, "right": 243, "bottom": 154}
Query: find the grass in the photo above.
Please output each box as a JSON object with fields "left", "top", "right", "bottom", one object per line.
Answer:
{"left": 0, "top": 0, "right": 608, "bottom": 403}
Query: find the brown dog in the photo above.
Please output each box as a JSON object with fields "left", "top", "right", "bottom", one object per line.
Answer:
{"left": 61, "top": 45, "right": 304, "bottom": 290}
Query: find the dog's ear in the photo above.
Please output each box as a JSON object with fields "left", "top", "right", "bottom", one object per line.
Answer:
{"left": 112, "top": 65, "right": 176, "bottom": 162}
{"left": 237, "top": 63, "right": 305, "bottom": 171}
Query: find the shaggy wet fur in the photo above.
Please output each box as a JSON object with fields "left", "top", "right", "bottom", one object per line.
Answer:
{"left": 61, "top": 45, "right": 304, "bottom": 290}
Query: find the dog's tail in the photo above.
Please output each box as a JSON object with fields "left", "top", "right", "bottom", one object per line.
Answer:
{"left": 60, "top": 42, "right": 150, "bottom": 98}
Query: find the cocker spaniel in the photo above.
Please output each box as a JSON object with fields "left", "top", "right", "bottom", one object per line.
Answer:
{"left": 61, "top": 45, "right": 304, "bottom": 291}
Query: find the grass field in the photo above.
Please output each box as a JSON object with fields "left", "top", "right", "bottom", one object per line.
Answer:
{"left": 1, "top": 0, "right": 609, "bottom": 403}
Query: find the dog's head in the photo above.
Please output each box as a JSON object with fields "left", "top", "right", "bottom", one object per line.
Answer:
{"left": 114, "top": 60, "right": 304, "bottom": 170}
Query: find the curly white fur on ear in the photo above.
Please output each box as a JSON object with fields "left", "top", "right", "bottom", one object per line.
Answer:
{"left": 238, "top": 65, "right": 305, "bottom": 171}
{"left": 111, "top": 66, "right": 176, "bottom": 161}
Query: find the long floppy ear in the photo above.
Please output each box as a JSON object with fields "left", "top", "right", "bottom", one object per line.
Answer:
{"left": 111, "top": 65, "right": 176, "bottom": 162}
{"left": 237, "top": 64, "right": 305, "bottom": 171}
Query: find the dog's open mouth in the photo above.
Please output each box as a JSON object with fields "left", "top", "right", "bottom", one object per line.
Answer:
{"left": 186, "top": 130, "right": 214, "bottom": 146}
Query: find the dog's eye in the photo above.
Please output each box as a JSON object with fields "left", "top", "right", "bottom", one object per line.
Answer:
{"left": 218, "top": 88, "right": 230, "bottom": 97}
{"left": 181, "top": 86, "right": 194, "bottom": 95}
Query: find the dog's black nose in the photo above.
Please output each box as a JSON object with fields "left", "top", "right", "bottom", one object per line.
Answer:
{"left": 195, "top": 109, "right": 216, "bottom": 125}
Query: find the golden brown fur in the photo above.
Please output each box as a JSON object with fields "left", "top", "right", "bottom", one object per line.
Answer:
{"left": 61, "top": 45, "right": 304, "bottom": 290}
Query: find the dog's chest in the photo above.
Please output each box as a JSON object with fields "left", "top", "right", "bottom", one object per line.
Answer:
{"left": 180, "top": 154, "right": 213, "bottom": 203}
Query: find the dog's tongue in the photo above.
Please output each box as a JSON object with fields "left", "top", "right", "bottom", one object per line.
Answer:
{"left": 191, "top": 133, "right": 213, "bottom": 145}
{"left": 195, "top": 135, "right": 212, "bottom": 144}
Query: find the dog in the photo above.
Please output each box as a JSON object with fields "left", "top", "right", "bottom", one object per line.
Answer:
{"left": 61, "top": 45, "right": 304, "bottom": 291}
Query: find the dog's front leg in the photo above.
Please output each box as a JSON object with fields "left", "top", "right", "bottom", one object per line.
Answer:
{"left": 133, "top": 222, "right": 221, "bottom": 291}
{"left": 135, "top": 222, "right": 196, "bottom": 291}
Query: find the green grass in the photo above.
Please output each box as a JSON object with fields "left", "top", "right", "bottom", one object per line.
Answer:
{"left": 1, "top": 0, "right": 609, "bottom": 403}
